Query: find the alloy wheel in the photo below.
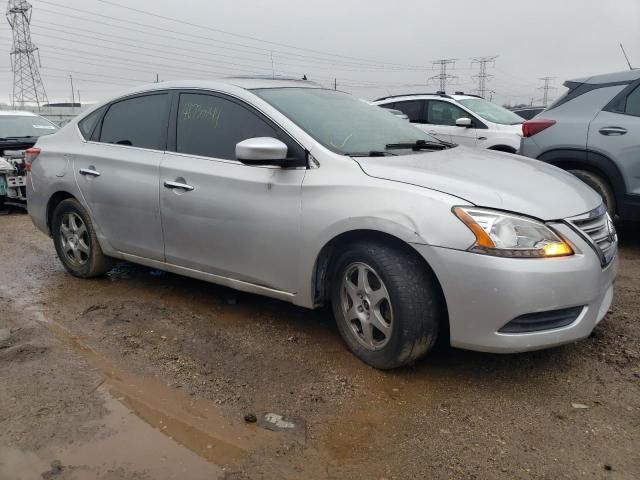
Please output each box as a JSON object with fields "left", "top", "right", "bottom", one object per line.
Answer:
{"left": 340, "top": 262, "right": 394, "bottom": 351}
{"left": 59, "top": 212, "right": 90, "bottom": 266}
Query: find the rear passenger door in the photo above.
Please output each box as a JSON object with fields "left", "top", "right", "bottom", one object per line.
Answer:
{"left": 75, "top": 93, "right": 169, "bottom": 260}
{"left": 589, "top": 82, "right": 640, "bottom": 197}
{"left": 160, "top": 91, "right": 306, "bottom": 293}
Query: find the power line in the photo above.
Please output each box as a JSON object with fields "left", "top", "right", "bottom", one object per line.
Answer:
{"left": 93, "top": 0, "right": 430, "bottom": 69}
{"left": 36, "top": 0, "right": 430, "bottom": 71}
{"left": 470, "top": 55, "right": 497, "bottom": 98}
{"left": 6, "top": 0, "right": 48, "bottom": 107}
{"left": 429, "top": 59, "right": 458, "bottom": 92}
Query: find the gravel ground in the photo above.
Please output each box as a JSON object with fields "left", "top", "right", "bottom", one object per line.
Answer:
{"left": 0, "top": 209, "right": 638, "bottom": 479}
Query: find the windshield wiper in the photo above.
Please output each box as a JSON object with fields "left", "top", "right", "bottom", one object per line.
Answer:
{"left": 348, "top": 150, "right": 397, "bottom": 157}
{"left": 385, "top": 139, "right": 452, "bottom": 151}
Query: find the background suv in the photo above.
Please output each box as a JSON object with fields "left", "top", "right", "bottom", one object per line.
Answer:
{"left": 520, "top": 69, "right": 640, "bottom": 220}
{"left": 374, "top": 92, "right": 524, "bottom": 153}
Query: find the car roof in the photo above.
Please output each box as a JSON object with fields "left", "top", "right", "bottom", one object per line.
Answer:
{"left": 0, "top": 110, "right": 39, "bottom": 117}
{"left": 568, "top": 69, "right": 640, "bottom": 85}
{"left": 112, "top": 77, "right": 325, "bottom": 98}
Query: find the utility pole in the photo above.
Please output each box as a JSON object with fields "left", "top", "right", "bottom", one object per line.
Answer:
{"left": 334, "top": 78, "right": 337, "bottom": 90}
{"left": 538, "top": 76, "right": 556, "bottom": 107}
{"left": 429, "top": 59, "right": 458, "bottom": 92}
{"left": 6, "top": 0, "right": 48, "bottom": 108}
{"left": 270, "top": 51, "right": 275, "bottom": 79}
{"left": 155, "top": 73, "right": 159, "bottom": 83}
{"left": 470, "top": 55, "right": 498, "bottom": 98}
{"left": 69, "top": 74, "right": 75, "bottom": 110}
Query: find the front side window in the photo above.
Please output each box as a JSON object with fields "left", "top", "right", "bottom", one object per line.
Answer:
{"left": 253, "top": 88, "right": 439, "bottom": 156}
{"left": 392, "top": 100, "right": 425, "bottom": 123}
{"left": 0, "top": 115, "right": 58, "bottom": 138}
{"left": 177, "top": 93, "right": 283, "bottom": 160}
{"left": 427, "top": 101, "right": 469, "bottom": 126}
{"left": 458, "top": 98, "right": 523, "bottom": 125}
{"left": 99, "top": 94, "right": 169, "bottom": 150}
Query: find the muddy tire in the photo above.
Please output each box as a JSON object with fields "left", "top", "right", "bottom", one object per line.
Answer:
{"left": 569, "top": 169, "right": 616, "bottom": 217}
{"left": 51, "top": 198, "right": 114, "bottom": 278}
{"left": 330, "top": 241, "right": 441, "bottom": 369}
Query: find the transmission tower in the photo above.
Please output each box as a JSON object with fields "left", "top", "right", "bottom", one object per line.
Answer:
{"left": 470, "top": 55, "right": 498, "bottom": 98}
{"left": 538, "top": 76, "right": 556, "bottom": 107}
{"left": 429, "top": 59, "right": 458, "bottom": 92}
{"left": 6, "top": 0, "right": 48, "bottom": 107}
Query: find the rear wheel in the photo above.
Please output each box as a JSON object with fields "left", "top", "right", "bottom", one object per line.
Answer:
{"left": 51, "top": 198, "right": 114, "bottom": 278}
{"left": 568, "top": 169, "right": 616, "bottom": 216}
{"left": 330, "top": 241, "right": 442, "bottom": 369}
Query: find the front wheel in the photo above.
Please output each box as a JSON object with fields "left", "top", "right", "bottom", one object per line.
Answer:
{"left": 330, "top": 241, "right": 442, "bottom": 369}
{"left": 51, "top": 198, "right": 114, "bottom": 278}
{"left": 568, "top": 169, "right": 616, "bottom": 217}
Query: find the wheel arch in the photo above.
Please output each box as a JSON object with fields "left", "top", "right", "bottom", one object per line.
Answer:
{"left": 537, "top": 148, "right": 627, "bottom": 207}
{"left": 311, "top": 229, "right": 449, "bottom": 336}
{"left": 46, "top": 191, "right": 76, "bottom": 234}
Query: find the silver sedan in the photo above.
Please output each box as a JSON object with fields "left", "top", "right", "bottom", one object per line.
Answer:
{"left": 27, "top": 78, "right": 617, "bottom": 369}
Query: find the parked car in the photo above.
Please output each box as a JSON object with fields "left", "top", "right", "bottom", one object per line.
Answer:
{"left": 27, "top": 78, "right": 616, "bottom": 369}
{"left": 520, "top": 69, "right": 640, "bottom": 220}
{"left": 510, "top": 106, "right": 545, "bottom": 120}
{"left": 0, "top": 110, "right": 58, "bottom": 206}
{"left": 374, "top": 92, "right": 524, "bottom": 153}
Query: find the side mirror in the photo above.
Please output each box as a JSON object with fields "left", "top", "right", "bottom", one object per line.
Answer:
{"left": 236, "top": 137, "right": 288, "bottom": 165}
{"left": 455, "top": 117, "right": 472, "bottom": 128}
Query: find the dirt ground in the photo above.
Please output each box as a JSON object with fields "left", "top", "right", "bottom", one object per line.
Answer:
{"left": 1, "top": 207, "right": 639, "bottom": 480}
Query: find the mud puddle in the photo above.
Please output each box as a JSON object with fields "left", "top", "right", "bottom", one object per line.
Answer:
{"left": 0, "top": 287, "right": 280, "bottom": 478}
{"left": 1, "top": 387, "right": 224, "bottom": 480}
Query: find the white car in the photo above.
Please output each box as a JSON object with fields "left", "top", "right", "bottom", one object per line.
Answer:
{"left": 374, "top": 93, "right": 524, "bottom": 153}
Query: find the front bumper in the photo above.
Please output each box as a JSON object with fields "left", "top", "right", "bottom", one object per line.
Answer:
{"left": 412, "top": 223, "right": 617, "bottom": 353}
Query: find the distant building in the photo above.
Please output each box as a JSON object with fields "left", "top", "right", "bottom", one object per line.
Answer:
{"left": 0, "top": 102, "right": 92, "bottom": 127}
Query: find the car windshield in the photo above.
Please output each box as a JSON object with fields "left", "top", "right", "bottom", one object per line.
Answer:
{"left": 0, "top": 115, "right": 58, "bottom": 139}
{"left": 458, "top": 98, "right": 523, "bottom": 125}
{"left": 253, "top": 88, "right": 442, "bottom": 156}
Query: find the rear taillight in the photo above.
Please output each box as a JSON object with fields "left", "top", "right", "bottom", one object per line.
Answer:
{"left": 24, "top": 147, "right": 41, "bottom": 173}
{"left": 522, "top": 119, "right": 556, "bottom": 137}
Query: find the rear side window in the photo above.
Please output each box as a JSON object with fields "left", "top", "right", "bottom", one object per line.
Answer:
{"left": 99, "top": 94, "right": 169, "bottom": 150}
{"left": 176, "top": 93, "right": 283, "bottom": 160}
{"left": 78, "top": 106, "right": 105, "bottom": 140}
{"left": 392, "top": 100, "right": 424, "bottom": 123}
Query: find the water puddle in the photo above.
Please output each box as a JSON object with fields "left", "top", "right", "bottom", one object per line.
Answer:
{"left": 0, "top": 288, "right": 279, "bottom": 477}
{"left": 45, "top": 319, "right": 276, "bottom": 465}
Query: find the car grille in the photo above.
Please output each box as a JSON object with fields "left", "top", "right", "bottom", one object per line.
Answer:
{"left": 567, "top": 206, "right": 617, "bottom": 267}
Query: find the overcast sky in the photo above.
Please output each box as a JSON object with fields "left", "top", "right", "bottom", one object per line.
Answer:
{"left": 1, "top": 0, "right": 638, "bottom": 106}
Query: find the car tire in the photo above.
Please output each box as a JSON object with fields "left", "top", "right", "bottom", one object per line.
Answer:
{"left": 51, "top": 198, "right": 114, "bottom": 278}
{"left": 568, "top": 169, "right": 616, "bottom": 217}
{"left": 330, "top": 241, "right": 441, "bottom": 369}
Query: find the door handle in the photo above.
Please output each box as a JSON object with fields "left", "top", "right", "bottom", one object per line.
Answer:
{"left": 79, "top": 168, "right": 100, "bottom": 177}
{"left": 164, "top": 180, "right": 194, "bottom": 191}
{"left": 599, "top": 126, "right": 627, "bottom": 136}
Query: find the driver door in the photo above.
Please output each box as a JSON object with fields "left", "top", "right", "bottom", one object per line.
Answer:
{"left": 426, "top": 100, "right": 478, "bottom": 147}
{"left": 160, "top": 91, "right": 307, "bottom": 293}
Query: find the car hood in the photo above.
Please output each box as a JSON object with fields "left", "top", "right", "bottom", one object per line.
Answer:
{"left": 354, "top": 146, "right": 601, "bottom": 221}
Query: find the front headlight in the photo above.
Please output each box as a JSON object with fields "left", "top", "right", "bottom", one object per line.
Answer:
{"left": 453, "top": 207, "right": 573, "bottom": 258}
